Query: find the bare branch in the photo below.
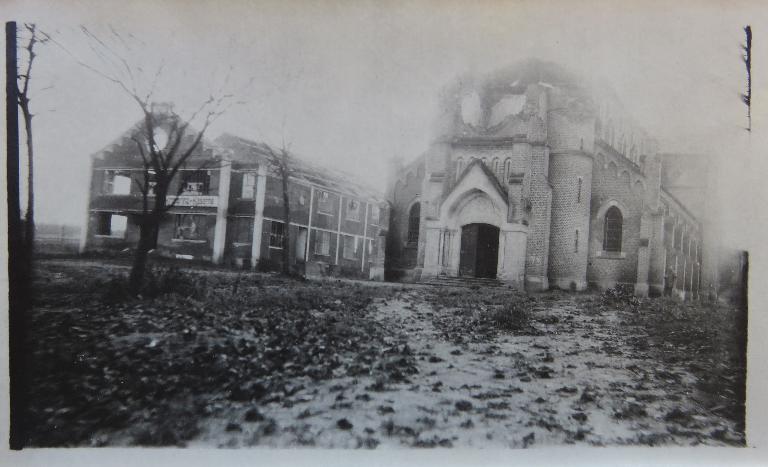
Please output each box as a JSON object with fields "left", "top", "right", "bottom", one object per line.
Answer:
{"left": 145, "top": 58, "right": 165, "bottom": 103}
{"left": 18, "top": 24, "right": 38, "bottom": 100}
{"left": 81, "top": 25, "right": 140, "bottom": 96}
{"left": 131, "top": 135, "right": 159, "bottom": 175}
{"left": 132, "top": 174, "right": 148, "bottom": 196}
{"left": 163, "top": 116, "right": 187, "bottom": 169}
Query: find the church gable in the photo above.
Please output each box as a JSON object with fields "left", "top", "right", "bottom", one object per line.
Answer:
{"left": 441, "top": 159, "right": 509, "bottom": 222}
{"left": 453, "top": 159, "right": 508, "bottom": 203}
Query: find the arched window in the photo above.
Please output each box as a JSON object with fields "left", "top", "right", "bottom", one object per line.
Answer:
{"left": 504, "top": 159, "right": 512, "bottom": 181}
{"left": 456, "top": 158, "right": 464, "bottom": 179}
{"left": 407, "top": 202, "right": 420, "bottom": 244}
{"left": 577, "top": 177, "right": 583, "bottom": 203}
{"left": 574, "top": 229, "right": 579, "bottom": 253}
{"left": 492, "top": 158, "right": 500, "bottom": 175}
{"left": 603, "top": 206, "right": 623, "bottom": 252}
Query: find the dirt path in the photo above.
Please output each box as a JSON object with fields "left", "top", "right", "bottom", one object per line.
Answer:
{"left": 185, "top": 289, "right": 742, "bottom": 448}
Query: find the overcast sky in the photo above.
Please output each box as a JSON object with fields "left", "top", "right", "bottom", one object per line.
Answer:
{"left": 4, "top": 0, "right": 768, "bottom": 250}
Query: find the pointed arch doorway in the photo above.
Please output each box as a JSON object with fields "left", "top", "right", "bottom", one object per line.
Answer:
{"left": 459, "top": 223, "right": 500, "bottom": 278}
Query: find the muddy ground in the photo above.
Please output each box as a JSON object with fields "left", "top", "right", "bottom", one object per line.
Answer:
{"left": 23, "top": 259, "right": 746, "bottom": 448}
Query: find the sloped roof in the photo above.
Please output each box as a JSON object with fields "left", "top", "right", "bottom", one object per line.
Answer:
{"left": 214, "top": 133, "right": 384, "bottom": 202}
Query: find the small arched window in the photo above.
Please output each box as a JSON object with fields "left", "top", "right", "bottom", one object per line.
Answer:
{"left": 575, "top": 229, "right": 579, "bottom": 253}
{"left": 492, "top": 158, "right": 500, "bottom": 174}
{"left": 603, "top": 206, "right": 623, "bottom": 252}
{"left": 407, "top": 202, "right": 420, "bottom": 244}
{"left": 456, "top": 158, "right": 464, "bottom": 179}
{"left": 577, "top": 177, "right": 583, "bottom": 203}
{"left": 504, "top": 159, "right": 512, "bottom": 181}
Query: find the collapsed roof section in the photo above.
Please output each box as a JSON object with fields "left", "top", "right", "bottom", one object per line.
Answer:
{"left": 86, "top": 112, "right": 385, "bottom": 203}
{"left": 214, "top": 133, "right": 385, "bottom": 203}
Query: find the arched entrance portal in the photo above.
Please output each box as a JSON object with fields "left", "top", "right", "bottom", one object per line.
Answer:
{"left": 459, "top": 223, "right": 500, "bottom": 278}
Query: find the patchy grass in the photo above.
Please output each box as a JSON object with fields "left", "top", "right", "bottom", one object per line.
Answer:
{"left": 25, "top": 261, "right": 404, "bottom": 446}
{"left": 622, "top": 297, "right": 747, "bottom": 442}
{"left": 600, "top": 284, "right": 642, "bottom": 311}
{"left": 25, "top": 260, "right": 747, "bottom": 448}
{"left": 422, "top": 287, "right": 538, "bottom": 343}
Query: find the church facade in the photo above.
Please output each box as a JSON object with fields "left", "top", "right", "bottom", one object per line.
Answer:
{"left": 386, "top": 60, "right": 709, "bottom": 298}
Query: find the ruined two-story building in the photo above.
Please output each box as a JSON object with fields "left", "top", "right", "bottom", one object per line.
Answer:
{"left": 81, "top": 116, "right": 388, "bottom": 280}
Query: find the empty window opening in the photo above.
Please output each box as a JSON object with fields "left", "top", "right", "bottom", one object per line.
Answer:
{"left": 96, "top": 213, "right": 127, "bottom": 238}
{"left": 241, "top": 172, "right": 256, "bottom": 199}
{"left": 269, "top": 221, "right": 285, "bottom": 248}
{"left": 174, "top": 214, "right": 206, "bottom": 240}
{"left": 371, "top": 205, "right": 380, "bottom": 224}
{"left": 342, "top": 235, "right": 358, "bottom": 260}
{"left": 181, "top": 170, "right": 211, "bottom": 195}
{"left": 231, "top": 217, "right": 253, "bottom": 244}
{"left": 314, "top": 230, "right": 331, "bottom": 256}
{"left": 346, "top": 199, "right": 361, "bottom": 221}
{"left": 103, "top": 170, "right": 132, "bottom": 195}
{"left": 317, "top": 190, "right": 333, "bottom": 214}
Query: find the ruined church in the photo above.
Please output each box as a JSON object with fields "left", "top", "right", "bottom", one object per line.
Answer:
{"left": 386, "top": 60, "right": 713, "bottom": 298}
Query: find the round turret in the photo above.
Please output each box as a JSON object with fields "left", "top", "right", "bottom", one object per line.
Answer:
{"left": 548, "top": 151, "right": 593, "bottom": 290}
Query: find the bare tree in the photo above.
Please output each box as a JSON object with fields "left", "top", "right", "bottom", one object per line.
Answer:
{"left": 741, "top": 25, "right": 752, "bottom": 133}
{"left": 48, "top": 26, "right": 239, "bottom": 293}
{"left": 126, "top": 103, "right": 226, "bottom": 293}
{"left": 262, "top": 141, "right": 296, "bottom": 275}
{"left": 16, "top": 23, "right": 48, "bottom": 270}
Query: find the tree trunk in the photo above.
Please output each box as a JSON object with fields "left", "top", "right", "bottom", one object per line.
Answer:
{"left": 7, "top": 21, "right": 28, "bottom": 450}
{"left": 129, "top": 218, "right": 155, "bottom": 295}
{"left": 150, "top": 222, "right": 159, "bottom": 249}
{"left": 21, "top": 106, "right": 34, "bottom": 269}
{"left": 281, "top": 171, "right": 291, "bottom": 275}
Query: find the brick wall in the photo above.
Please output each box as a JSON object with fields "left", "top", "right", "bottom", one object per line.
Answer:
{"left": 548, "top": 152, "right": 593, "bottom": 289}
{"left": 546, "top": 89, "right": 595, "bottom": 155}
{"left": 387, "top": 163, "right": 424, "bottom": 271}
{"left": 524, "top": 145, "right": 551, "bottom": 290}
{"left": 449, "top": 144, "right": 532, "bottom": 195}
{"left": 587, "top": 155, "right": 645, "bottom": 288}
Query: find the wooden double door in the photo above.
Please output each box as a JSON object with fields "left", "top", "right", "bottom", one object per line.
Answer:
{"left": 459, "top": 223, "right": 500, "bottom": 278}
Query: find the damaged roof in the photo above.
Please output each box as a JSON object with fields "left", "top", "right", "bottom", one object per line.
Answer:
{"left": 214, "top": 133, "right": 385, "bottom": 202}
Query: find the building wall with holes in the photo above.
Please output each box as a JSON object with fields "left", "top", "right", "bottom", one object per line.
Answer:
{"left": 83, "top": 122, "right": 388, "bottom": 279}
{"left": 229, "top": 173, "right": 387, "bottom": 278}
